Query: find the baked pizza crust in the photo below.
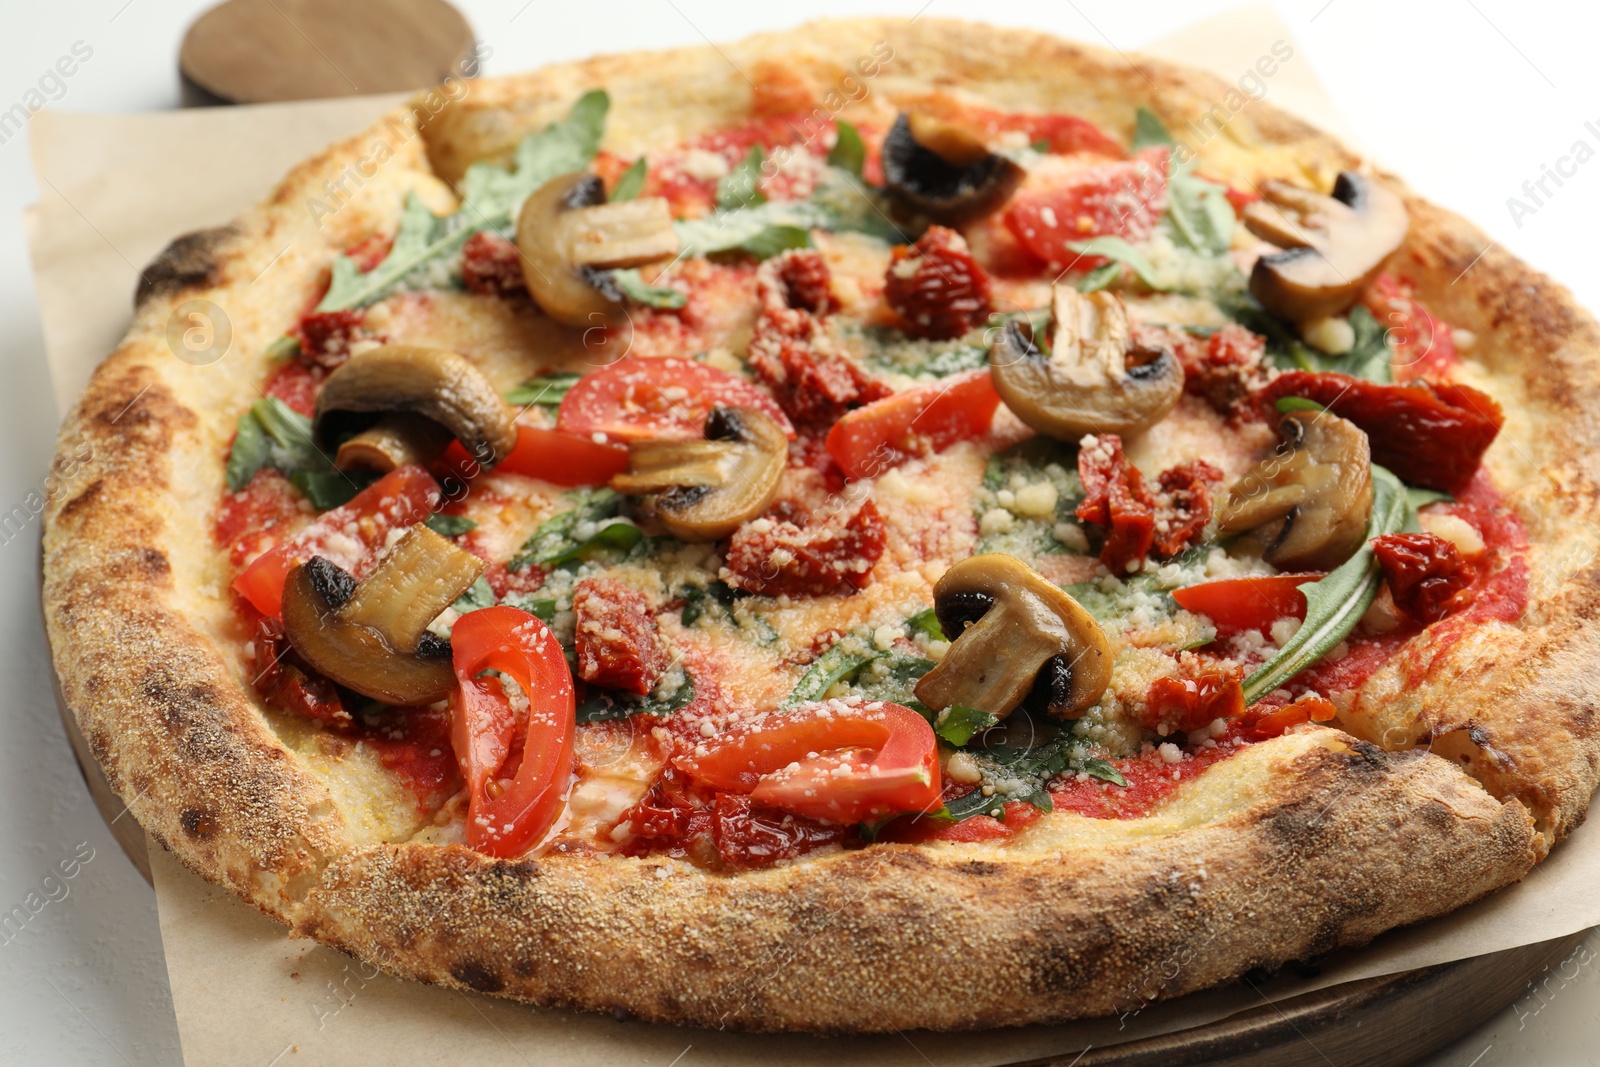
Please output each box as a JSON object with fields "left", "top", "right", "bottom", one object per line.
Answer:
{"left": 42, "top": 17, "right": 1598, "bottom": 1031}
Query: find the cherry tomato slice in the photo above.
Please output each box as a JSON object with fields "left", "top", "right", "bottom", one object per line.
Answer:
{"left": 439, "top": 424, "right": 629, "bottom": 488}
{"left": 230, "top": 465, "right": 439, "bottom": 619}
{"left": 676, "top": 700, "right": 941, "bottom": 825}
{"left": 557, "top": 356, "right": 795, "bottom": 443}
{"left": 825, "top": 369, "right": 1001, "bottom": 480}
{"left": 1171, "top": 573, "right": 1325, "bottom": 637}
{"left": 1003, "top": 147, "right": 1169, "bottom": 270}
{"left": 449, "top": 606, "right": 576, "bottom": 858}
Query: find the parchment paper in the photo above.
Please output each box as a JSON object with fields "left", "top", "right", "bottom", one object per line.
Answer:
{"left": 25, "top": 8, "right": 1600, "bottom": 1064}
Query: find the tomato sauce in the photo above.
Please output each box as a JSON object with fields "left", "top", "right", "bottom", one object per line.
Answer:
{"left": 1049, "top": 740, "right": 1244, "bottom": 820}
{"left": 214, "top": 470, "right": 309, "bottom": 567}
{"left": 354, "top": 706, "right": 461, "bottom": 811}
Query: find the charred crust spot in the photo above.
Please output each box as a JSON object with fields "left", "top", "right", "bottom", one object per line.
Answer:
{"left": 450, "top": 960, "right": 504, "bottom": 994}
{"left": 955, "top": 860, "right": 1002, "bottom": 877}
{"left": 139, "top": 548, "right": 170, "bottom": 577}
{"left": 135, "top": 226, "right": 237, "bottom": 307}
{"left": 512, "top": 957, "right": 536, "bottom": 978}
{"left": 180, "top": 807, "right": 217, "bottom": 840}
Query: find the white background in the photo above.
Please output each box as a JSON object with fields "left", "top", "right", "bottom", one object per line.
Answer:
{"left": 2, "top": 1, "right": 1598, "bottom": 1064}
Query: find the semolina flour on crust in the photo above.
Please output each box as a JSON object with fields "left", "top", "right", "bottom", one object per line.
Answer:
{"left": 42, "top": 18, "right": 1600, "bottom": 1032}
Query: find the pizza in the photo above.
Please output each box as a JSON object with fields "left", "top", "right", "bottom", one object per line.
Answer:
{"left": 43, "top": 17, "right": 1600, "bottom": 1033}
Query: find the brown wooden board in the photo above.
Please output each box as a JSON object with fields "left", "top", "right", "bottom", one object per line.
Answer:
{"left": 178, "top": 0, "right": 475, "bottom": 106}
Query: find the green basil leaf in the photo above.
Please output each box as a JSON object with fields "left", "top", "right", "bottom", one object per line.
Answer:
{"left": 1241, "top": 465, "right": 1408, "bottom": 702}
{"left": 612, "top": 267, "right": 687, "bottom": 308}
{"left": 717, "top": 144, "right": 766, "bottom": 209}
{"left": 1338, "top": 305, "right": 1395, "bottom": 383}
{"left": 827, "top": 121, "right": 865, "bottom": 176}
{"left": 1065, "top": 236, "right": 1160, "bottom": 288}
{"left": 906, "top": 608, "right": 944, "bottom": 640}
{"left": 1132, "top": 107, "right": 1175, "bottom": 151}
{"left": 935, "top": 704, "right": 999, "bottom": 747}
{"left": 1166, "top": 167, "right": 1236, "bottom": 257}
{"left": 673, "top": 169, "right": 902, "bottom": 258}
{"left": 610, "top": 157, "right": 648, "bottom": 202}
{"left": 425, "top": 513, "right": 478, "bottom": 536}
{"left": 289, "top": 469, "right": 372, "bottom": 511}
{"left": 225, "top": 408, "right": 271, "bottom": 491}
{"left": 505, "top": 372, "right": 581, "bottom": 407}
{"left": 576, "top": 671, "right": 696, "bottom": 723}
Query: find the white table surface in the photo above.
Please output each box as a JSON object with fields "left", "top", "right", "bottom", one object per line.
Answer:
{"left": 3, "top": 2, "right": 1598, "bottom": 1064}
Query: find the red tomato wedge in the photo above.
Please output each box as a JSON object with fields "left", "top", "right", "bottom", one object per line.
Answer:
{"left": 676, "top": 700, "right": 941, "bottom": 825}
{"left": 825, "top": 369, "right": 1002, "bottom": 480}
{"left": 449, "top": 606, "right": 576, "bottom": 858}
{"left": 439, "top": 424, "right": 629, "bottom": 488}
{"left": 231, "top": 465, "right": 439, "bottom": 619}
{"left": 1171, "top": 573, "right": 1325, "bottom": 637}
{"left": 1003, "top": 147, "right": 1168, "bottom": 270}
{"left": 557, "top": 357, "right": 795, "bottom": 442}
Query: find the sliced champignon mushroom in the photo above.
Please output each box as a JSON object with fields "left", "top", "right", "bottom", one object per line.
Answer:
{"left": 280, "top": 525, "right": 486, "bottom": 706}
{"left": 989, "top": 285, "right": 1183, "bottom": 440}
{"left": 314, "top": 344, "right": 518, "bottom": 472}
{"left": 1215, "top": 411, "right": 1373, "bottom": 570}
{"left": 516, "top": 172, "right": 679, "bottom": 326}
{"left": 913, "top": 553, "right": 1112, "bottom": 722}
{"left": 882, "top": 112, "right": 1025, "bottom": 225}
{"left": 1243, "top": 171, "right": 1408, "bottom": 327}
{"left": 609, "top": 406, "right": 786, "bottom": 541}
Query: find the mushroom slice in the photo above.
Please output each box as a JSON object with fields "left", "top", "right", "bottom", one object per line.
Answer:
{"left": 1243, "top": 171, "right": 1408, "bottom": 327}
{"left": 990, "top": 285, "right": 1183, "bottom": 440}
{"left": 913, "top": 554, "right": 1112, "bottom": 722}
{"left": 280, "top": 525, "right": 486, "bottom": 706}
{"left": 882, "top": 112, "right": 1025, "bottom": 225}
{"left": 315, "top": 345, "right": 518, "bottom": 472}
{"left": 610, "top": 406, "right": 786, "bottom": 542}
{"left": 516, "top": 172, "right": 679, "bottom": 326}
{"left": 1215, "top": 411, "right": 1373, "bottom": 571}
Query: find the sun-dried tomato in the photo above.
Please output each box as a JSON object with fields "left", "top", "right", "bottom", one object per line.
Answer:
{"left": 1077, "top": 434, "right": 1156, "bottom": 573}
{"left": 1143, "top": 666, "right": 1245, "bottom": 734}
{"left": 747, "top": 255, "right": 890, "bottom": 427}
{"left": 770, "top": 248, "right": 835, "bottom": 315}
{"left": 721, "top": 500, "right": 886, "bottom": 597}
{"left": 249, "top": 613, "right": 352, "bottom": 729}
{"left": 571, "top": 577, "right": 668, "bottom": 695}
{"left": 295, "top": 308, "right": 374, "bottom": 370}
{"left": 1148, "top": 322, "right": 1270, "bottom": 418}
{"left": 883, "top": 226, "right": 994, "bottom": 341}
{"left": 1152, "top": 460, "right": 1223, "bottom": 558}
{"left": 1372, "top": 532, "right": 1477, "bottom": 625}
{"left": 1248, "top": 693, "right": 1338, "bottom": 739}
{"left": 1258, "top": 371, "right": 1503, "bottom": 495}
{"left": 710, "top": 794, "right": 853, "bottom": 869}
{"left": 460, "top": 231, "right": 526, "bottom": 298}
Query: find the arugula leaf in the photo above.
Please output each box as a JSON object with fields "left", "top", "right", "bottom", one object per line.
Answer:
{"left": 315, "top": 91, "right": 610, "bottom": 316}
{"left": 1077, "top": 261, "right": 1123, "bottom": 293}
{"left": 612, "top": 267, "right": 687, "bottom": 308}
{"left": 610, "top": 157, "right": 648, "bottom": 202}
{"left": 849, "top": 649, "right": 933, "bottom": 708}
{"left": 1132, "top": 107, "right": 1175, "bottom": 151}
{"left": 509, "top": 488, "right": 641, "bottom": 570}
{"left": 735, "top": 225, "right": 812, "bottom": 260}
{"left": 1066, "top": 236, "right": 1160, "bottom": 288}
{"left": 1166, "top": 165, "right": 1236, "bottom": 257}
{"left": 717, "top": 144, "right": 766, "bottom": 209}
{"left": 783, "top": 635, "right": 878, "bottom": 707}
{"left": 828, "top": 121, "right": 866, "bottom": 176}
{"left": 935, "top": 704, "right": 999, "bottom": 747}
{"left": 225, "top": 397, "right": 336, "bottom": 492}
{"left": 452, "top": 575, "right": 496, "bottom": 615}
{"left": 425, "top": 513, "right": 478, "bottom": 536}
{"left": 906, "top": 608, "right": 944, "bottom": 640}
{"left": 289, "top": 469, "right": 372, "bottom": 511}
{"left": 1241, "top": 465, "right": 1408, "bottom": 702}
{"left": 673, "top": 168, "right": 902, "bottom": 258}
{"left": 576, "top": 670, "right": 696, "bottom": 723}
{"left": 505, "top": 373, "right": 581, "bottom": 407}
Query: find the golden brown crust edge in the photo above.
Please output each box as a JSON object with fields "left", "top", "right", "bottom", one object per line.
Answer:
{"left": 40, "top": 16, "right": 1596, "bottom": 1032}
